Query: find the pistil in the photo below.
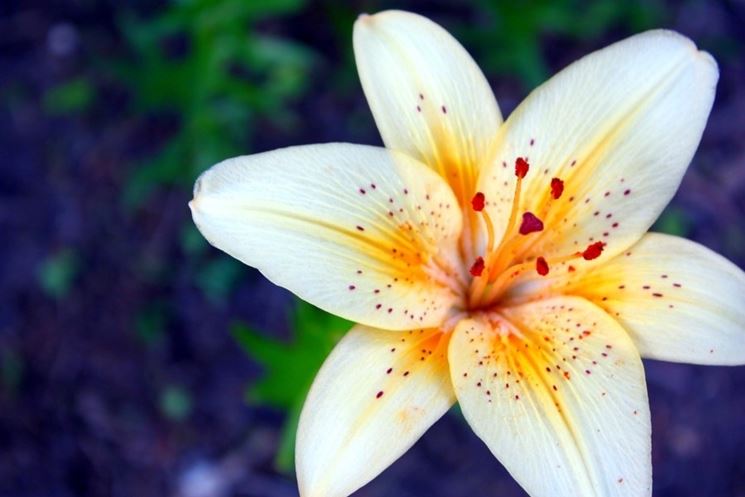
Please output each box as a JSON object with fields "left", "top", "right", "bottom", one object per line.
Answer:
{"left": 465, "top": 157, "right": 606, "bottom": 309}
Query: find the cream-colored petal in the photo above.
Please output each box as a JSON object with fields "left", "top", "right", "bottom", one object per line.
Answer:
{"left": 190, "top": 143, "right": 465, "bottom": 331}
{"left": 554, "top": 233, "right": 745, "bottom": 365}
{"left": 354, "top": 10, "right": 502, "bottom": 203}
{"left": 478, "top": 30, "right": 718, "bottom": 268}
{"left": 450, "top": 297, "right": 651, "bottom": 497}
{"left": 296, "top": 324, "right": 454, "bottom": 497}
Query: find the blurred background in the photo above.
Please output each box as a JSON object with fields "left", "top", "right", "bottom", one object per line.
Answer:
{"left": 2, "top": 0, "right": 745, "bottom": 496}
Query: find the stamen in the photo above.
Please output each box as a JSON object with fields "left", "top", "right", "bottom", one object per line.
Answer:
{"left": 471, "top": 192, "right": 485, "bottom": 212}
{"left": 582, "top": 241, "right": 606, "bottom": 260}
{"left": 550, "top": 178, "right": 564, "bottom": 199}
{"left": 515, "top": 157, "right": 529, "bottom": 178}
{"left": 469, "top": 257, "right": 485, "bottom": 277}
{"left": 536, "top": 256, "right": 549, "bottom": 276}
{"left": 519, "top": 212, "right": 544, "bottom": 235}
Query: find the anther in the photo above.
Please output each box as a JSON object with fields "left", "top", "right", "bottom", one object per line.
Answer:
{"left": 469, "top": 257, "right": 485, "bottom": 277}
{"left": 550, "top": 178, "right": 564, "bottom": 199}
{"left": 515, "top": 157, "right": 529, "bottom": 179}
{"left": 536, "top": 257, "right": 549, "bottom": 276}
{"left": 582, "top": 241, "right": 606, "bottom": 260}
{"left": 471, "top": 192, "right": 485, "bottom": 212}
{"left": 519, "top": 212, "right": 544, "bottom": 235}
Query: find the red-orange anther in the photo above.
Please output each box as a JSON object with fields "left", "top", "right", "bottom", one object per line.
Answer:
{"left": 582, "top": 242, "right": 606, "bottom": 260}
{"left": 536, "top": 256, "right": 549, "bottom": 276}
{"left": 550, "top": 178, "right": 564, "bottom": 199}
{"left": 515, "top": 157, "right": 530, "bottom": 179}
{"left": 470, "top": 256, "right": 485, "bottom": 277}
{"left": 471, "top": 192, "right": 485, "bottom": 212}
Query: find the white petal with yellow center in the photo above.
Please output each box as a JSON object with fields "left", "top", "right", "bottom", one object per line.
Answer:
{"left": 449, "top": 297, "right": 651, "bottom": 497}
{"left": 354, "top": 10, "right": 502, "bottom": 203}
{"left": 555, "top": 233, "right": 745, "bottom": 365}
{"left": 297, "top": 324, "right": 454, "bottom": 497}
{"left": 478, "top": 30, "right": 718, "bottom": 269}
{"left": 190, "top": 143, "right": 464, "bottom": 331}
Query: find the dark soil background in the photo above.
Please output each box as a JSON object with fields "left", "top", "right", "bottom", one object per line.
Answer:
{"left": 1, "top": 1, "right": 744, "bottom": 496}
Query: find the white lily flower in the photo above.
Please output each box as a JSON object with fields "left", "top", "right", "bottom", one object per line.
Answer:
{"left": 189, "top": 10, "right": 744, "bottom": 497}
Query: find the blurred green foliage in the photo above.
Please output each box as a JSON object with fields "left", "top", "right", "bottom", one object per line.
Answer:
{"left": 1, "top": 348, "right": 24, "bottom": 398}
{"left": 233, "top": 301, "right": 350, "bottom": 473}
{"left": 654, "top": 207, "right": 693, "bottom": 237}
{"left": 38, "top": 248, "right": 79, "bottom": 299}
{"left": 80, "top": 0, "right": 675, "bottom": 474}
{"left": 160, "top": 384, "right": 194, "bottom": 421}
{"left": 42, "top": 78, "right": 94, "bottom": 115}
{"left": 465, "top": 0, "right": 662, "bottom": 87}
{"left": 111, "top": 0, "right": 316, "bottom": 207}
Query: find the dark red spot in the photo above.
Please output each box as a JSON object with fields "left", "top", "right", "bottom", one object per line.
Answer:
{"left": 359, "top": 188, "right": 366, "bottom": 194}
{"left": 376, "top": 391, "right": 384, "bottom": 399}
{"left": 386, "top": 368, "right": 393, "bottom": 374}
{"left": 536, "top": 257, "right": 549, "bottom": 276}
{"left": 471, "top": 192, "right": 485, "bottom": 212}
{"left": 624, "top": 189, "right": 631, "bottom": 196}
{"left": 515, "top": 157, "right": 530, "bottom": 179}
{"left": 348, "top": 285, "right": 356, "bottom": 290}
{"left": 530, "top": 138, "right": 535, "bottom": 146}
{"left": 519, "top": 212, "right": 544, "bottom": 235}
{"left": 469, "top": 257, "right": 485, "bottom": 277}
{"left": 568, "top": 265, "right": 576, "bottom": 272}
{"left": 653, "top": 293, "right": 663, "bottom": 298}
{"left": 416, "top": 105, "right": 421, "bottom": 112}
{"left": 356, "top": 225, "right": 365, "bottom": 231}
{"left": 441, "top": 105, "right": 447, "bottom": 114}
{"left": 582, "top": 242, "right": 605, "bottom": 260}
{"left": 550, "top": 178, "right": 564, "bottom": 199}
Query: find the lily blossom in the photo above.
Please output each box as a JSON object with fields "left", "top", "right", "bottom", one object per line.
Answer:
{"left": 189, "top": 10, "right": 745, "bottom": 497}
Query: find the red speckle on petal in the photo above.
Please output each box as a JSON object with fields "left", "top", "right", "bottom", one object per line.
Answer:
{"left": 582, "top": 242, "right": 605, "bottom": 260}
{"left": 515, "top": 157, "right": 530, "bottom": 178}
{"left": 376, "top": 391, "right": 384, "bottom": 399}
{"left": 519, "top": 212, "right": 544, "bottom": 235}
{"left": 550, "top": 178, "right": 564, "bottom": 199}
{"left": 470, "top": 257, "right": 485, "bottom": 277}
{"left": 471, "top": 192, "right": 485, "bottom": 212}
{"left": 536, "top": 257, "right": 549, "bottom": 276}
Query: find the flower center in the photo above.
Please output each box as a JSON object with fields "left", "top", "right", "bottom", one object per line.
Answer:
{"left": 464, "top": 157, "right": 604, "bottom": 311}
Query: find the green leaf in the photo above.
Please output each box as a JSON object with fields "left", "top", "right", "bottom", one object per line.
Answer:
{"left": 1, "top": 348, "right": 24, "bottom": 397}
{"left": 232, "top": 300, "right": 350, "bottom": 474}
{"left": 653, "top": 207, "right": 692, "bottom": 237}
{"left": 195, "top": 257, "right": 246, "bottom": 303}
{"left": 38, "top": 248, "right": 79, "bottom": 299}
{"left": 160, "top": 385, "right": 193, "bottom": 421}
{"left": 43, "top": 78, "right": 94, "bottom": 114}
{"left": 135, "top": 302, "right": 167, "bottom": 345}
